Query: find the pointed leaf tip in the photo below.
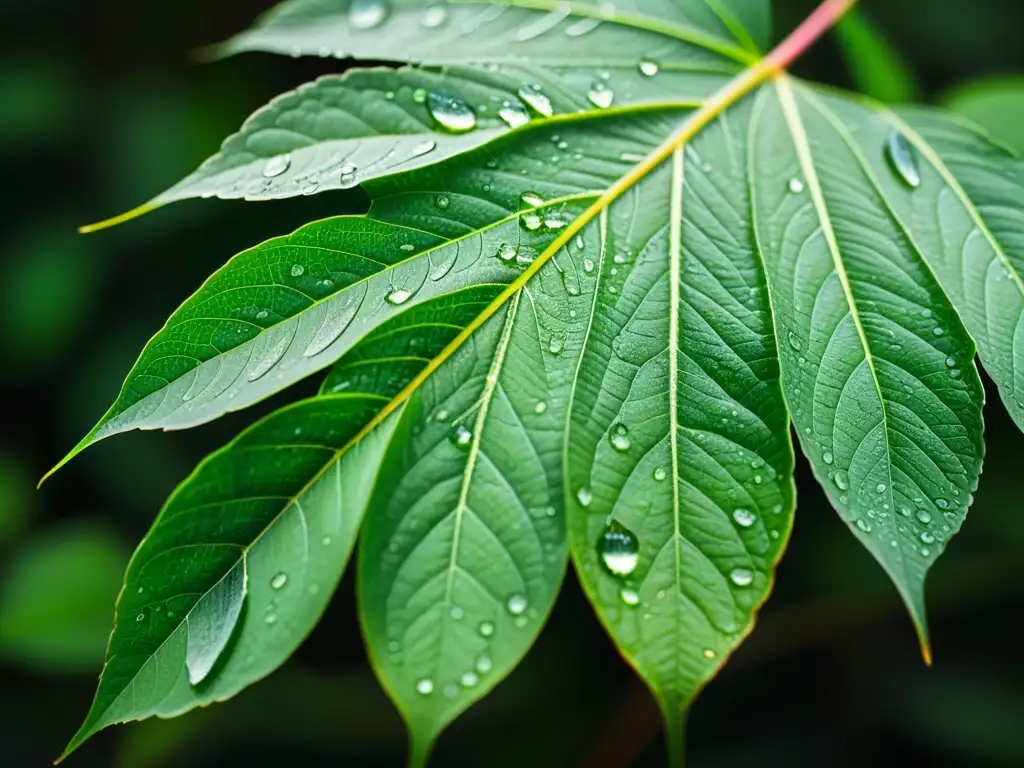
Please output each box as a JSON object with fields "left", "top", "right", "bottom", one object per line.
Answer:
{"left": 79, "top": 202, "right": 162, "bottom": 234}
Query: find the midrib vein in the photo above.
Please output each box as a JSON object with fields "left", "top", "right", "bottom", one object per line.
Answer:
{"left": 669, "top": 146, "right": 684, "bottom": 594}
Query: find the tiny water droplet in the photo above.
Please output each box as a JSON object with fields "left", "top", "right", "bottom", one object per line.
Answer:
{"left": 834, "top": 471, "right": 849, "bottom": 491}
{"left": 476, "top": 655, "right": 493, "bottom": 673}
{"left": 262, "top": 153, "right": 291, "bottom": 178}
{"left": 534, "top": 401, "right": 548, "bottom": 414}
{"left": 733, "top": 508, "right": 756, "bottom": 528}
{"left": 451, "top": 424, "right": 473, "bottom": 450}
{"left": 653, "top": 467, "right": 667, "bottom": 482}
{"left": 920, "top": 531, "right": 935, "bottom": 544}
{"left": 270, "top": 572, "right": 288, "bottom": 590}
{"left": 823, "top": 451, "right": 834, "bottom": 465}
{"left": 598, "top": 522, "right": 640, "bottom": 576}
{"left": 587, "top": 82, "right": 614, "bottom": 109}
{"left": 702, "top": 648, "right": 717, "bottom": 659}
{"left": 583, "top": 258, "right": 596, "bottom": 274}
{"left": 945, "top": 356, "right": 956, "bottom": 368}
{"left": 322, "top": 535, "right": 332, "bottom": 546}
{"left": 416, "top": 678, "right": 434, "bottom": 695}
{"left": 498, "top": 101, "right": 531, "bottom": 128}
{"left": 548, "top": 337, "right": 564, "bottom": 355}
{"left": 787, "top": 177, "right": 805, "bottom": 194}
{"left": 520, "top": 191, "right": 545, "bottom": 208}
{"left": 518, "top": 85, "right": 553, "bottom": 117}
{"left": 255, "top": 310, "right": 268, "bottom": 321}
{"left": 349, "top": 0, "right": 388, "bottom": 29}
{"left": 855, "top": 518, "right": 872, "bottom": 533}
{"left": 729, "top": 567, "right": 754, "bottom": 587}
{"left": 935, "top": 498, "right": 949, "bottom": 510}
{"left": 576, "top": 487, "right": 593, "bottom": 507}
{"left": 638, "top": 59, "right": 659, "bottom": 77}
{"left": 787, "top": 331, "right": 802, "bottom": 351}
{"left": 876, "top": 483, "right": 887, "bottom": 494}
{"left": 427, "top": 92, "right": 477, "bottom": 133}
{"left": 506, "top": 594, "right": 528, "bottom": 615}
{"left": 608, "top": 423, "right": 630, "bottom": 452}
{"left": 460, "top": 671, "right": 479, "bottom": 687}
{"left": 620, "top": 587, "right": 639, "bottom": 606}
{"left": 411, "top": 139, "right": 436, "bottom": 157}
{"left": 291, "top": 264, "right": 305, "bottom": 277}
{"left": 885, "top": 130, "right": 922, "bottom": 189}
{"left": 932, "top": 326, "right": 945, "bottom": 337}
{"left": 385, "top": 288, "right": 414, "bottom": 305}
{"left": 478, "top": 621, "right": 494, "bottom": 638}
{"left": 420, "top": 5, "right": 447, "bottom": 27}
{"left": 412, "top": 88, "right": 427, "bottom": 104}
{"left": 265, "top": 612, "right": 278, "bottom": 625}
{"left": 450, "top": 605, "right": 464, "bottom": 620}
{"left": 917, "top": 510, "right": 932, "bottom": 524}
{"left": 521, "top": 213, "right": 543, "bottom": 231}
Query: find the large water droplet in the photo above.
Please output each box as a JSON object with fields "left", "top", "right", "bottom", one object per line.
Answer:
{"left": 262, "top": 153, "right": 291, "bottom": 178}
{"left": 598, "top": 522, "right": 640, "bottom": 577}
{"left": 506, "top": 594, "right": 528, "bottom": 615}
{"left": 608, "top": 423, "right": 630, "bottom": 452}
{"left": 587, "top": 82, "right": 614, "bottom": 109}
{"left": 498, "top": 101, "right": 531, "bottom": 128}
{"left": 349, "top": 0, "right": 388, "bottom": 29}
{"left": 427, "top": 93, "right": 477, "bottom": 134}
{"left": 416, "top": 678, "right": 434, "bottom": 695}
{"left": 385, "top": 288, "right": 414, "bottom": 305}
{"left": 885, "top": 130, "right": 922, "bottom": 189}
{"left": 270, "top": 572, "right": 288, "bottom": 590}
{"left": 733, "top": 508, "right": 756, "bottom": 528}
{"left": 520, "top": 190, "right": 545, "bottom": 208}
{"left": 638, "top": 59, "right": 659, "bottom": 77}
{"left": 518, "top": 85, "right": 553, "bottom": 117}
{"left": 729, "top": 567, "right": 754, "bottom": 587}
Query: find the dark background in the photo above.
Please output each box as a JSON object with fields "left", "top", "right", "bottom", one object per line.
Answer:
{"left": 1, "top": 0, "right": 1023, "bottom": 765}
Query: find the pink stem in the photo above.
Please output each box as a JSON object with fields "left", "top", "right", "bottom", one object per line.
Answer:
{"left": 765, "top": 0, "right": 859, "bottom": 72}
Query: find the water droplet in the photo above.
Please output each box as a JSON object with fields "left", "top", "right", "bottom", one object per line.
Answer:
{"left": 945, "top": 356, "right": 956, "bottom": 368}
{"left": 534, "top": 401, "right": 548, "bottom": 414}
{"left": 411, "top": 140, "right": 436, "bottom": 157}
{"left": 823, "top": 451, "right": 834, "bottom": 465}
{"left": 834, "top": 471, "right": 849, "bottom": 491}
{"left": 787, "top": 331, "right": 802, "bottom": 351}
{"left": 416, "top": 678, "right": 434, "bottom": 695}
{"left": 920, "top": 531, "right": 935, "bottom": 544}
{"left": 638, "top": 59, "right": 659, "bottom": 77}
{"left": 598, "top": 522, "right": 640, "bottom": 576}
{"left": 427, "top": 92, "right": 477, "bottom": 133}
{"left": 450, "top": 424, "right": 473, "bottom": 450}
{"left": 400, "top": 243, "right": 415, "bottom": 253}
{"left": 876, "top": 483, "right": 887, "bottom": 494}
{"left": 420, "top": 5, "right": 446, "bottom": 27}
{"left": 265, "top": 612, "right": 278, "bottom": 625}
{"left": 917, "top": 510, "right": 932, "bottom": 524}
{"left": 855, "top": 518, "right": 872, "bottom": 533}
{"left": 460, "top": 671, "right": 479, "bottom": 687}
{"left": 620, "top": 587, "right": 639, "bottom": 606}
{"left": 576, "top": 487, "right": 593, "bottom": 507}
{"left": 522, "top": 212, "right": 543, "bottom": 231}
{"left": 587, "top": 82, "right": 614, "bottom": 109}
{"left": 583, "top": 258, "right": 596, "bottom": 274}
{"left": 498, "top": 101, "right": 530, "bottom": 128}
{"left": 884, "top": 130, "right": 922, "bottom": 189}
{"left": 506, "top": 594, "right": 528, "bottom": 615}
{"left": 435, "top": 195, "right": 450, "bottom": 210}
{"left": 518, "top": 85, "right": 553, "bottom": 117}
{"left": 255, "top": 310, "right": 268, "bottom": 321}
{"left": 935, "top": 498, "right": 949, "bottom": 510}
{"left": 450, "top": 605, "right": 464, "bottom": 620}
{"left": 385, "top": 288, "right": 414, "bottom": 305}
{"left": 136, "top": 612, "right": 145, "bottom": 622}
{"left": 412, "top": 88, "right": 427, "bottom": 104}
{"left": 729, "top": 567, "right": 754, "bottom": 587}
{"left": 476, "top": 655, "right": 493, "bottom": 673}
{"left": 262, "top": 153, "right": 291, "bottom": 178}
{"left": 932, "top": 326, "right": 945, "bottom": 337}
{"left": 702, "top": 648, "right": 717, "bottom": 659}
{"left": 900, "top": 506, "right": 913, "bottom": 517}
{"left": 548, "top": 337, "right": 564, "bottom": 355}
{"left": 787, "top": 177, "right": 805, "bottom": 194}
{"left": 733, "top": 508, "right": 756, "bottom": 528}
{"left": 949, "top": 368, "right": 962, "bottom": 379}
{"left": 653, "top": 467, "right": 667, "bottom": 482}
{"left": 608, "top": 423, "right": 630, "bottom": 452}
{"left": 322, "top": 535, "right": 332, "bottom": 546}
{"left": 520, "top": 191, "right": 545, "bottom": 208}
{"left": 565, "top": 16, "right": 602, "bottom": 36}
{"left": 349, "top": 0, "right": 388, "bottom": 29}
{"left": 291, "top": 264, "right": 305, "bottom": 277}
{"left": 270, "top": 572, "right": 288, "bottom": 590}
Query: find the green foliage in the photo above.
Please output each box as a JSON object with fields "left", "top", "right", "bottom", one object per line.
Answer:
{"left": 44, "top": 0, "right": 1024, "bottom": 764}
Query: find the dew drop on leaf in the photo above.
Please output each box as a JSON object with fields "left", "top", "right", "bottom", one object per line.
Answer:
{"left": 460, "top": 671, "right": 479, "bottom": 687}
{"left": 534, "top": 401, "right": 548, "bottom": 414}
{"left": 598, "top": 522, "right": 640, "bottom": 576}
{"left": 787, "top": 177, "right": 805, "bottom": 194}
{"left": 265, "top": 612, "right": 278, "bottom": 625}
{"left": 653, "top": 467, "right": 667, "bottom": 481}
{"left": 587, "top": 82, "right": 614, "bottom": 109}
{"left": 517, "top": 85, "right": 553, "bottom": 117}
{"left": 262, "top": 153, "right": 291, "bottom": 178}
{"left": 787, "top": 330, "right": 802, "bottom": 351}
{"left": 733, "top": 508, "right": 756, "bottom": 528}
{"left": 576, "top": 487, "right": 593, "bottom": 507}
{"left": 506, "top": 594, "right": 528, "bottom": 615}
{"left": 270, "top": 572, "right": 288, "bottom": 590}
{"left": 917, "top": 510, "right": 932, "bottom": 524}
{"left": 450, "top": 605, "right": 464, "bottom": 620}
{"left": 823, "top": 451, "right": 834, "bottom": 465}
{"left": 478, "top": 621, "right": 494, "bottom": 638}
{"left": 435, "top": 195, "right": 450, "bottom": 209}
{"left": 290, "top": 264, "right": 305, "bottom": 277}
{"left": 427, "top": 93, "right": 477, "bottom": 133}
{"left": 921, "top": 531, "right": 935, "bottom": 544}
{"left": 498, "top": 101, "right": 531, "bottom": 128}
{"left": 729, "top": 567, "right": 754, "bottom": 587}
{"left": 548, "top": 337, "right": 565, "bottom": 355}
{"left": 935, "top": 498, "right": 949, "bottom": 510}
{"left": 349, "top": 0, "right": 388, "bottom": 29}
{"left": 385, "top": 288, "right": 414, "bottom": 305}
{"left": 620, "top": 587, "right": 640, "bottom": 606}
{"left": 416, "top": 678, "right": 434, "bottom": 695}
{"left": 638, "top": 59, "right": 659, "bottom": 77}
{"left": 834, "top": 470, "right": 849, "bottom": 491}
{"left": 420, "top": 5, "right": 446, "bottom": 27}
{"left": 855, "top": 519, "right": 872, "bottom": 533}
{"left": 450, "top": 424, "right": 473, "bottom": 450}
{"left": 476, "top": 655, "right": 493, "bottom": 673}
{"left": 410, "top": 139, "right": 436, "bottom": 157}
{"left": 884, "top": 130, "right": 922, "bottom": 189}
{"left": 608, "top": 423, "right": 630, "bottom": 452}
{"left": 702, "top": 648, "right": 717, "bottom": 659}
{"left": 520, "top": 190, "right": 545, "bottom": 208}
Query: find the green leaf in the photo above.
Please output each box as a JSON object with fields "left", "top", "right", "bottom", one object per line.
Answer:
{"left": 564, "top": 97, "right": 794, "bottom": 756}
{"left": 750, "top": 78, "right": 985, "bottom": 652}
{"left": 942, "top": 76, "right": 1024, "bottom": 155}
{"left": 220, "top": 0, "right": 768, "bottom": 65}
{"left": 0, "top": 523, "right": 128, "bottom": 672}
{"left": 359, "top": 249, "right": 593, "bottom": 760}
{"left": 833, "top": 8, "right": 920, "bottom": 103}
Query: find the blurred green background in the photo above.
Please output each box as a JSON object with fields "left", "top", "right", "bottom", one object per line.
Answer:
{"left": 1, "top": 0, "right": 1023, "bottom": 765}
